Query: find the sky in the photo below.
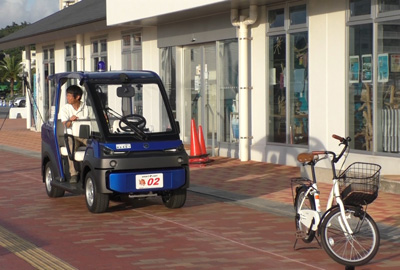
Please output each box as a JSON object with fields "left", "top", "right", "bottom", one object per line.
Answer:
{"left": 0, "top": 0, "right": 59, "bottom": 29}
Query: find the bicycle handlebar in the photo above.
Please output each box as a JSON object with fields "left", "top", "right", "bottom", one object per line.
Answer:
{"left": 331, "top": 134, "right": 351, "bottom": 163}
{"left": 332, "top": 134, "right": 344, "bottom": 142}
{"left": 302, "top": 134, "right": 351, "bottom": 181}
{"left": 302, "top": 134, "right": 351, "bottom": 165}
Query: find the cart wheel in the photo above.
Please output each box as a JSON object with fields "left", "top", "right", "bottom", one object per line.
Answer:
{"left": 162, "top": 188, "right": 187, "bottom": 209}
{"left": 44, "top": 161, "right": 65, "bottom": 198}
{"left": 85, "top": 172, "right": 109, "bottom": 213}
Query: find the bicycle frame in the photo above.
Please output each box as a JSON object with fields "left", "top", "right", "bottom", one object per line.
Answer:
{"left": 297, "top": 136, "right": 354, "bottom": 235}
{"left": 298, "top": 178, "right": 354, "bottom": 237}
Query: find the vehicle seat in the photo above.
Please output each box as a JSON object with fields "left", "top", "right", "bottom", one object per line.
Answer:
{"left": 112, "top": 119, "right": 122, "bottom": 133}
{"left": 60, "top": 120, "right": 91, "bottom": 161}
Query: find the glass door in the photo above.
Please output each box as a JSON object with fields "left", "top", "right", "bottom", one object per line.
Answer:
{"left": 183, "top": 44, "right": 217, "bottom": 144}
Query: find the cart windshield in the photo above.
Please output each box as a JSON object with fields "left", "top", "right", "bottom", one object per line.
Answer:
{"left": 92, "top": 82, "right": 174, "bottom": 140}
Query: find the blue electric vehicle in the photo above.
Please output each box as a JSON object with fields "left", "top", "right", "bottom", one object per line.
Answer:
{"left": 41, "top": 71, "right": 189, "bottom": 213}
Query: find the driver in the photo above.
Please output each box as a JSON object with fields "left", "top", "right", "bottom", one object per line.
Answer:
{"left": 60, "top": 85, "right": 92, "bottom": 183}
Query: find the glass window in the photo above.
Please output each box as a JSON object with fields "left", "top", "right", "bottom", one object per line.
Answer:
{"left": 379, "top": 0, "right": 400, "bottom": 12}
{"left": 160, "top": 47, "right": 177, "bottom": 118}
{"left": 377, "top": 20, "right": 400, "bottom": 153}
{"left": 121, "top": 33, "right": 142, "bottom": 70}
{"left": 269, "top": 8, "right": 284, "bottom": 28}
{"left": 290, "top": 5, "right": 307, "bottom": 25}
{"left": 132, "top": 34, "right": 142, "bottom": 70}
{"left": 218, "top": 39, "right": 239, "bottom": 142}
{"left": 290, "top": 32, "right": 308, "bottom": 145}
{"left": 92, "top": 38, "right": 108, "bottom": 71}
{"left": 65, "top": 43, "right": 77, "bottom": 72}
{"left": 100, "top": 39, "right": 107, "bottom": 52}
{"left": 93, "top": 41, "right": 98, "bottom": 53}
{"left": 349, "top": 0, "right": 371, "bottom": 17}
{"left": 269, "top": 35, "right": 287, "bottom": 143}
{"left": 348, "top": 24, "right": 373, "bottom": 151}
{"left": 267, "top": 4, "right": 308, "bottom": 145}
{"left": 43, "top": 48, "right": 55, "bottom": 122}
{"left": 66, "top": 45, "right": 71, "bottom": 57}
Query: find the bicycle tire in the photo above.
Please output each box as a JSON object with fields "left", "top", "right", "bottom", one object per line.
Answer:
{"left": 295, "top": 186, "right": 316, "bottom": 243}
{"left": 320, "top": 206, "right": 380, "bottom": 266}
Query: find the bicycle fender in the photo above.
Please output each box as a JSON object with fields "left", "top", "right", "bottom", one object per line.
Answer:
{"left": 318, "top": 205, "right": 340, "bottom": 235}
{"left": 318, "top": 205, "right": 363, "bottom": 234}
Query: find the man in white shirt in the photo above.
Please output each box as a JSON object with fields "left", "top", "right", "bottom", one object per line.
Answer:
{"left": 59, "top": 85, "right": 91, "bottom": 183}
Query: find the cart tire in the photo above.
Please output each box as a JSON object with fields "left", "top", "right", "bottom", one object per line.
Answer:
{"left": 44, "top": 162, "right": 65, "bottom": 198}
{"left": 162, "top": 188, "right": 187, "bottom": 209}
{"left": 85, "top": 172, "right": 109, "bottom": 213}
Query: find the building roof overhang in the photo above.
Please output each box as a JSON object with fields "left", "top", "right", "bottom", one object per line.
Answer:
{"left": 0, "top": 0, "right": 286, "bottom": 50}
{"left": 0, "top": 0, "right": 106, "bottom": 50}
{"left": 108, "top": 0, "right": 286, "bottom": 27}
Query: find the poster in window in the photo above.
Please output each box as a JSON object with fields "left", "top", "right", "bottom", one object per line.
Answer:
{"left": 378, "top": 53, "right": 389, "bottom": 83}
{"left": 390, "top": 54, "right": 400, "bottom": 72}
{"left": 361, "top": 54, "right": 372, "bottom": 83}
{"left": 349, "top": 56, "right": 359, "bottom": 83}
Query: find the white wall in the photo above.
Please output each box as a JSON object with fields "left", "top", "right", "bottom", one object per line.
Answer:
{"left": 309, "top": 0, "right": 347, "bottom": 155}
{"left": 142, "top": 27, "right": 159, "bottom": 72}
{"left": 250, "top": 6, "right": 268, "bottom": 162}
{"left": 106, "top": 0, "right": 227, "bottom": 26}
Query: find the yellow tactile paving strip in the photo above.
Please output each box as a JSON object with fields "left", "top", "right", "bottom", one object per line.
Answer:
{"left": 0, "top": 225, "right": 77, "bottom": 270}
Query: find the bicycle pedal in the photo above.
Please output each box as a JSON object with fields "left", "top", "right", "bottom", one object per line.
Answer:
{"left": 295, "top": 231, "right": 307, "bottom": 239}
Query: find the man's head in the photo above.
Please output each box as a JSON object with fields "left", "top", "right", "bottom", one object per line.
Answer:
{"left": 66, "top": 85, "right": 83, "bottom": 101}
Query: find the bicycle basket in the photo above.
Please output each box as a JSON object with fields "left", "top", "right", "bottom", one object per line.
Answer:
{"left": 338, "top": 162, "right": 381, "bottom": 205}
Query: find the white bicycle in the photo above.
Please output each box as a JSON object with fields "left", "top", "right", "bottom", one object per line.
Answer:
{"left": 292, "top": 134, "right": 381, "bottom": 266}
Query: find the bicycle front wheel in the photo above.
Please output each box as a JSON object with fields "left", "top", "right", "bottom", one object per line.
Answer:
{"left": 320, "top": 206, "right": 380, "bottom": 266}
{"left": 294, "top": 186, "right": 316, "bottom": 243}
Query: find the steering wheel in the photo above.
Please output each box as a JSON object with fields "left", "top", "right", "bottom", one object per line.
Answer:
{"left": 119, "top": 114, "right": 146, "bottom": 132}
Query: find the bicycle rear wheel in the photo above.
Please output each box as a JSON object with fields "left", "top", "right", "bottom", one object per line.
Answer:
{"left": 294, "top": 186, "right": 316, "bottom": 243}
{"left": 320, "top": 206, "right": 380, "bottom": 266}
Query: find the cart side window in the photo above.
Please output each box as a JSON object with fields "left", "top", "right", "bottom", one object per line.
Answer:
{"left": 57, "top": 81, "right": 99, "bottom": 137}
{"left": 47, "top": 80, "right": 57, "bottom": 124}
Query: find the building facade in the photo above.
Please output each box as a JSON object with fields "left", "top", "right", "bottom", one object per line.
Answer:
{"left": 1, "top": 0, "right": 399, "bottom": 175}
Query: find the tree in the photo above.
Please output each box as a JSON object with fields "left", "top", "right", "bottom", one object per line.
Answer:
{"left": 0, "top": 56, "right": 23, "bottom": 98}
{"left": 0, "top": 22, "right": 29, "bottom": 63}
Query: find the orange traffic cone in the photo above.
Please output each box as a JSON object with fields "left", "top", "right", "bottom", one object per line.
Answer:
{"left": 198, "top": 125, "right": 208, "bottom": 157}
{"left": 198, "top": 125, "right": 211, "bottom": 164}
{"left": 189, "top": 119, "right": 203, "bottom": 164}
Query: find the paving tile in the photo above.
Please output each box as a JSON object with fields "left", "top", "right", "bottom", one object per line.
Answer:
{"left": 1, "top": 118, "right": 400, "bottom": 269}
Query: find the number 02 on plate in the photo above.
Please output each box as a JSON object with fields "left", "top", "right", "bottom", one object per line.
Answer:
{"left": 135, "top": 173, "right": 164, "bottom": 189}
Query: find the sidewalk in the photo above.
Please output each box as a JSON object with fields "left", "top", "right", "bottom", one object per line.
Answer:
{"left": 0, "top": 118, "right": 41, "bottom": 153}
{"left": 1, "top": 118, "right": 400, "bottom": 235}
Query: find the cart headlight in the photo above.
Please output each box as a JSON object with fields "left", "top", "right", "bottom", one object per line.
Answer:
{"left": 165, "top": 144, "right": 184, "bottom": 152}
{"left": 102, "top": 145, "right": 127, "bottom": 156}
{"left": 102, "top": 145, "right": 114, "bottom": 155}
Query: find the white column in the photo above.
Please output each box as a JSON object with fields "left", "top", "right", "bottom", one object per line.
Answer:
{"left": 238, "top": 21, "right": 250, "bottom": 161}
{"left": 231, "top": 6, "right": 257, "bottom": 161}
